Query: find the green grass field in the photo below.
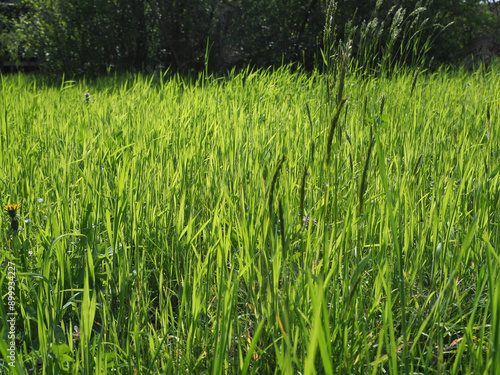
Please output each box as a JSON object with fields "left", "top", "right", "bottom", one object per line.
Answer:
{"left": 1, "top": 64, "right": 499, "bottom": 374}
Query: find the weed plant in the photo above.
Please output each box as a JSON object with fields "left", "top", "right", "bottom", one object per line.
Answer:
{"left": 0, "top": 62, "right": 499, "bottom": 373}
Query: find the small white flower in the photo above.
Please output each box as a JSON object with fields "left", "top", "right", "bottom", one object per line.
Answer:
{"left": 38, "top": 198, "right": 43, "bottom": 203}
{"left": 24, "top": 219, "right": 31, "bottom": 223}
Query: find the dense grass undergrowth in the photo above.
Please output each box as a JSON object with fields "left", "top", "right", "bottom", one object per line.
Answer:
{"left": 1, "top": 65, "right": 500, "bottom": 374}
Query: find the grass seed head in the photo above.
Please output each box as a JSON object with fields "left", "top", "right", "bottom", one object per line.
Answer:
{"left": 486, "top": 101, "right": 490, "bottom": 141}
{"left": 326, "top": 98, "right": 347, "bottom": 164}
{"left": 268, "top": 155, "right": 287, "bottom": 222}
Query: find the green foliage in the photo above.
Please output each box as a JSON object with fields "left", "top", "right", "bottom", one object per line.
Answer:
{"left": 426, "top": 0, "right": 499, "bottom": 65}
{"left": 1, "top": 0, "right": 498, "bottom": 75}
{"left": 1, "top": 0, "right": 325, "bottom": 75}
{"left": 9, "top": 0, "right": 150, "bottom": 75}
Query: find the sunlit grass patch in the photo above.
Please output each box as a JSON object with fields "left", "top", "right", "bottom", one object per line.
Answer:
{"left": 0, "top": 62, "right": 499, "bottom": 373}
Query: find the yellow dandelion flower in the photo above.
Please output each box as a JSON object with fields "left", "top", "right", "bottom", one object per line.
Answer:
{"left": 4, "top": 203, "right": 21, "bottom": 219}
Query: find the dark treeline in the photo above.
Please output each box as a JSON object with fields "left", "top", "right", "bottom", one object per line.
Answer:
{"left": 0, "top": 0, "right": 499, "bottom": 76}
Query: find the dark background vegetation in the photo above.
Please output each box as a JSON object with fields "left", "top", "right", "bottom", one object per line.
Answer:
{"left": 0, "top": 0, "right": 499, "bottom": 76}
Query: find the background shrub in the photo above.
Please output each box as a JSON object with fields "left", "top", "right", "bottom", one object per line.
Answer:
{"left": 0, "top": 0, "right": 498, "bottom": 75}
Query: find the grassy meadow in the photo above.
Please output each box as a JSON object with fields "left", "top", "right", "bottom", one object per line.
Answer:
{"left": 1, "top": 64, "right": 500, "bottom": 374}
